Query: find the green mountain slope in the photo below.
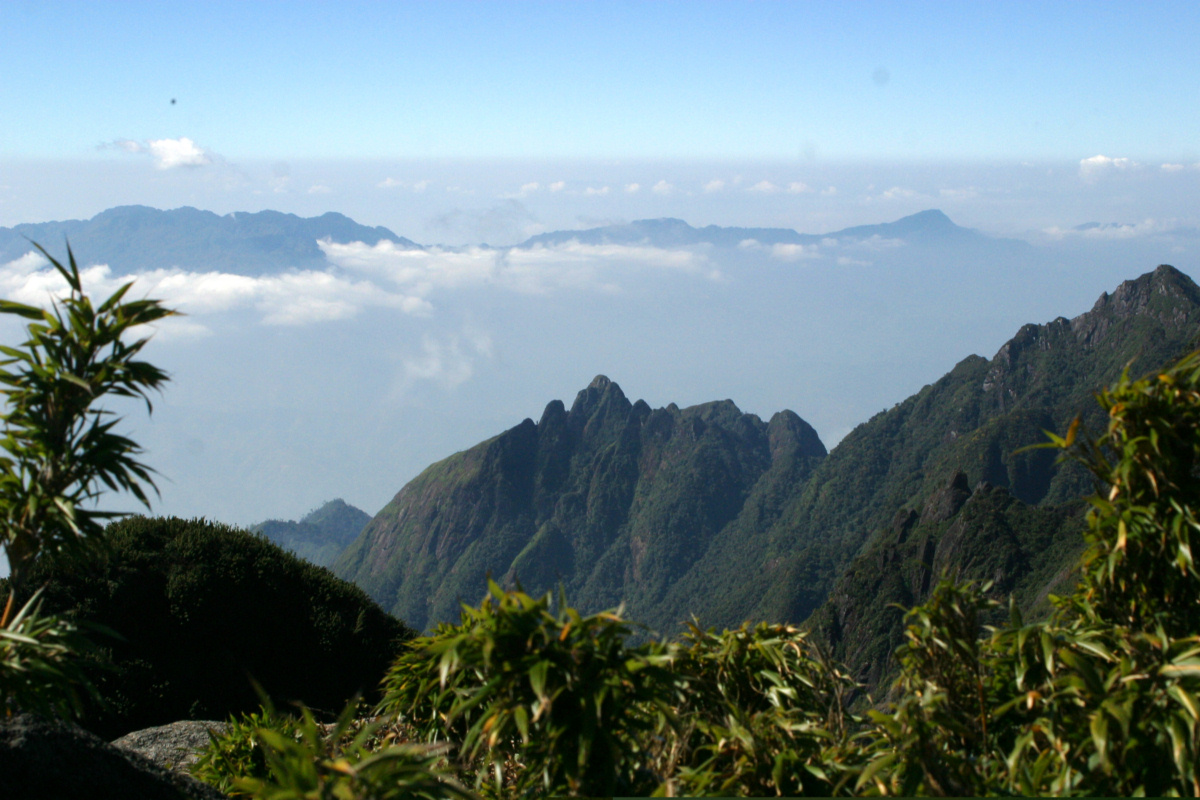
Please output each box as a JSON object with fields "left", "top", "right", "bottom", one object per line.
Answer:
{"left": 253, "top": 498, "right": 371, "bottom": 567}
{"left": 332, "top": 379, "right": 827, "bottom": 632}
{"left": 668, "top": 265, "right": 1200, "bottom": 634}
{"left": 335, "top": 264, "right": 1200, "bottom": 641}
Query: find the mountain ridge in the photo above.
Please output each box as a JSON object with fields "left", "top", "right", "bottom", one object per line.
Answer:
{"left": 333, "top": 264, "right": 1200, "bottom": 645}
{"left": 517, "top": 208, "right": 1023, "bottom": 250}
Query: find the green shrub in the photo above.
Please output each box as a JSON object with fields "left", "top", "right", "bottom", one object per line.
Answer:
{"left": 195, "top": 697, "right": 474, "bottom": 800}
{"left": 378, "top": 581, "right": 677, "bottom": 797}
{"left": 666, "top": 621, "right": 860, "bottom": 796}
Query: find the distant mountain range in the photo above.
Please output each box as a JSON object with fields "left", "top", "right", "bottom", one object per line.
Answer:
{"left": 1, "top": 206, "right": 1030, "bottom": 276}
{"left": 0, "top": 205, "right": 414, "bottom": 275}
{"left": 252, "top": 499, "right": 371, "bottom": 568}
{"left": 332, "top": 264, "right": 1200, "bottom": 689}
{"left": 517, "top": 209, "right": 1014, "bottom": 249}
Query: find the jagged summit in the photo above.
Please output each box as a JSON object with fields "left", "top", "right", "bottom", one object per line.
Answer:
{"left": 333, "top": 380, "right": 825, "bottom": 632}
{"left": 1089, "top": 264, "right": 1200, "bottom": 315}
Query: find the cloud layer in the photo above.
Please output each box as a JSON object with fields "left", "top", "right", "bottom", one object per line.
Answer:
{"left": 0, "top": 236, "right": 723, "bottom": 341}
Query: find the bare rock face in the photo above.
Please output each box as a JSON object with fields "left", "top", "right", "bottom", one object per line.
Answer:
{"left": 0, "top": 714, "right": 227, "bottom": 799}
{"left": 112, "top": 720, "right": 229, "bottom": 775}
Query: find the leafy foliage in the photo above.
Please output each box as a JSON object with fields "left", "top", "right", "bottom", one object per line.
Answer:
{"left": 664, "top": 621, "right": 860, "bottom": 796}
{"left": 193, "top": 698, "right": 473, "bottom": 800}
{"left": 0, "top": 242, "right": 172, "bottom": 719}
{"left": 0, "top": 587, "right": 100, "bottom": 719}
{"left": 0, "top": 242, "right": 172, "bottom": 595}
{"left": 192, "top": 705, "right": 303, "bottom": 795}
{"left": 378, "top": 581, "right": 678, "bottom": 796}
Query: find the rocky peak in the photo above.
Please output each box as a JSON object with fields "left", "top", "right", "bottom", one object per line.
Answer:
{"left": 767, "top": 409, "right": 828, "bottom": 460}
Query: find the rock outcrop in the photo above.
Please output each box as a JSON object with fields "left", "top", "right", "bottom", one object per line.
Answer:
{"left": 112, "top": 720, "right": 229, "bottom": 775}
{"left": 0, "top": 714, "right": 226, "bottom": 799}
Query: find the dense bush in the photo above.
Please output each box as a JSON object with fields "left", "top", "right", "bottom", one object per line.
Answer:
{"left": 8, "top": 515, "right": 413, "bottom": 738}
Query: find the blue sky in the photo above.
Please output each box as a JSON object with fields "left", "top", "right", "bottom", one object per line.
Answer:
{"left": 3, "top": 1, "right": 1198, "bottom": 161}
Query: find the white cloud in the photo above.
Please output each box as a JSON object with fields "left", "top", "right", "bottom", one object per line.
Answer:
{"left": 549, "top": 181, "right": 566, "bottom": 192}
{"left": 624, "top": 183, "right": 641, "bottom": 193}
{"left": 1079, "top": 154, "right": 1136, "bottom": 178}
{"left": 109, "top": 137, "right": 214, "bottom": 169}
{"left": 821, "top": 186, "right": 837, "bottom": 196}
{"left": 584, "top": 186, "right": 610, "bottom": 196}
{"left": 939, "top": 187, "right": 978, "bottom": 200}
{"left": 787, "top": 182, "right": 812, "bottom": 194}
{"left": 0, "top": 250, "right": 433, "bottom": 335}
{"left": 412, "top": 180, "right": 431, "bottom": 192}
{"left": 1161, "top": 163, "right": 1200, "bottom": 173}
{"left": 377, "top": 177, "right": 404, "bottom": 188}
{"left": 307, "top": 184, "right": 332, "bottom": 195}
{"left": 770, "top": 243, "right": 820, "bottom": 261}
{"left": 704, "top": 179, "right": 725, "bottom": 193}
{"left": 748, "top": 180, "right": 779, "bottom": 193}
{"left": 652, "top": 180, "right": 673, "bottom": 195}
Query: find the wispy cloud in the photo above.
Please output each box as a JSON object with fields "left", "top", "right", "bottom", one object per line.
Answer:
{"left": 651, "top": 180, "right": 673, "bottom": 195}
{"left": 584, "top": 186, "right": 610, "bottom": 196}
{"left": 624, "top": 183, "right": 641, "bottom": 193}
{"left": 319, "top": 238, "right": 718, "bottom": 296}
{"left": 1042, "top": 218, "right": 1177, "bottom": 240}
{"left": 704, "top": 179, "right": 725, "bottom": 193}
{"left": 402, "top": 333, "right": 491, "bottom": 388}
{"left": 787, "top": 182, "right": 812, "bottom": 194}
{"left": 748, "top": 180, "right": 779, "bottom": 193}
{"left": 880, "top": 186, "right": 917, "bottom": 200}
{"left": 501, "top": 182, "right": 541, "bottom": 199}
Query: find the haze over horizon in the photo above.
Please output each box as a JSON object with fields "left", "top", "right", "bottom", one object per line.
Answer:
{"left": 1, "top": 1, "right": 1197, "bottom": 541}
